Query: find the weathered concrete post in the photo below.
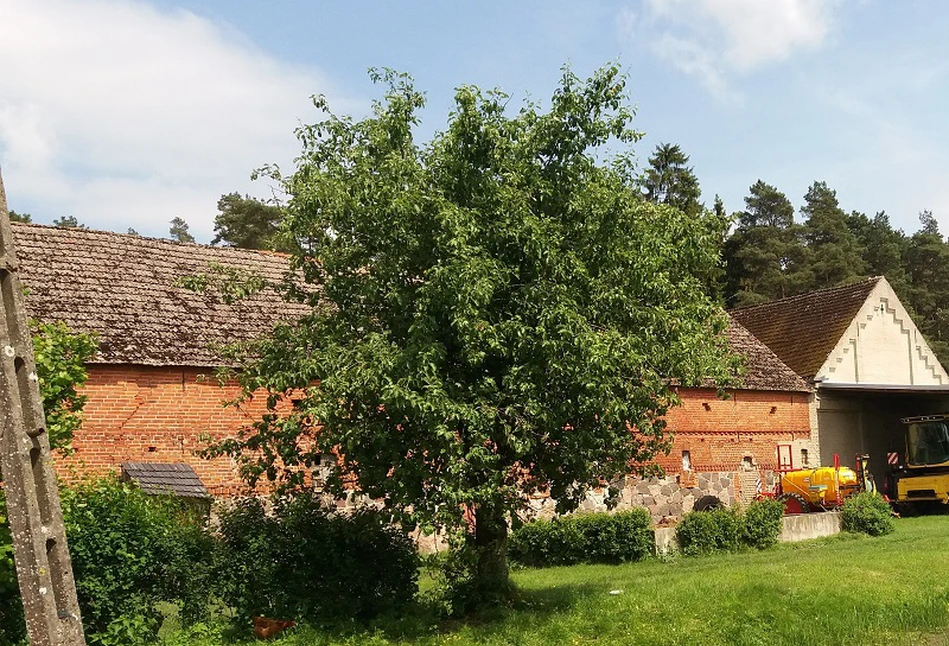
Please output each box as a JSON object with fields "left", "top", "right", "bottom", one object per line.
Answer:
{"left": 0, "top": 168, "right": 86, "bottom": 645}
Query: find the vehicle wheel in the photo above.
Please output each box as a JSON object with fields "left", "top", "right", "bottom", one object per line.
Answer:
{"left": 898, "top": 502, "right": 918, "bottom": 517}
{"left": 693, "top": 495, "right": 723, "bottom": 512}
{"left": 779, "top": 492, "right": 810, "bottom": 515}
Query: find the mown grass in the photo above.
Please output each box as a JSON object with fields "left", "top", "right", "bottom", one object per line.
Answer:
{"left": 164, "top": 515, "right": 949, "bottom": 646}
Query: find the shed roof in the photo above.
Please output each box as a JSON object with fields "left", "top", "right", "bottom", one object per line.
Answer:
{"left": 730, "top": 277, "right": 882, "bottom": 379}
{"left": 13, "top": 223, "right": 308, "bottom": 367}
{"left": 121, "top": 462, "right": 210, "bottom": 498}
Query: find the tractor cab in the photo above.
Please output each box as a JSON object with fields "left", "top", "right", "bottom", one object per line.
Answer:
{"left": 905, "top": 416, "right": 949, "bottom": 468}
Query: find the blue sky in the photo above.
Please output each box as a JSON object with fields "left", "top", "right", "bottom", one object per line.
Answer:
{"left": 1, "top": 0, "right": 947, "bottom": 242}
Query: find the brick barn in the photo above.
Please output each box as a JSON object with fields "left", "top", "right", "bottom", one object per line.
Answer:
{"left": 15, "top": 223, "right": 814, "bottom": 516}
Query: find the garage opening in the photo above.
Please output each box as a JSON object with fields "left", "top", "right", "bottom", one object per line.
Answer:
{"left": 816, "top": 383, "right": 949, "bottom": 486}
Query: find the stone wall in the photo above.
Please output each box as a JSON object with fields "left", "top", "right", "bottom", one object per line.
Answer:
{"left": 524, "top": 471, "right": 754, "bottom": 523}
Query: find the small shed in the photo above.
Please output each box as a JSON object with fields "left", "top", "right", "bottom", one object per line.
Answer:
{"left": 121, "top": 462, "right": 212, "bottom": 514}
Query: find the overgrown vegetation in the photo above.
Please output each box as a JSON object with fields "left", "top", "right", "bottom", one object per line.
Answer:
{"left": 675, "top": 499, "right": 785, "bottom": 556}
{"left": 508, "top": 510, "right": 653, "bottom": 568}
{"left": 675, "top": 507, "right": 743, "bottom": 556}
{"left": 160, "top": 516, "right": 949, "bottom": 646}
{"left": 1, "top": 322, "right": 96, "bottom": 645}
{"left": 31, "top": 320, "right": 98, "bottom": 452}
{"left": 0, "top": 492, "right": 22, "bottom": 646}
{"left": 215, "top": 492, "right": 419, "bottom": 625}
{"left": 741, "top": 498, "right": 786, "bottom": 549}
{"left": 842, "top": 492, "right": 895, "bottom": 537}
{"left": 61, "top": 479, "right": 217, "bottom": 646}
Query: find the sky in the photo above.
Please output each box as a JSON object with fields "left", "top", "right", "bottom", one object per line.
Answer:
{"left": 1, "top": 0, "right": 948, "bottom": 242}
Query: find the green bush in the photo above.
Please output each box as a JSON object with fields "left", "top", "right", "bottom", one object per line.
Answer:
{"left": 509, "top": 509, "right": 652, "bottom": 568}
{"left": 61, "top": 478, "right": 217, "bottom": 645}
{"left": 742, "top": 498, "right": 785, "bottom": 549}
{"left": 676, "top": 507, "right": 743, "bottom": 556}
{"left": 842, "top": 492, "right": 894, "bottom": 536}
{"left": 0, "top": 491, "right": 26, "bottom": 646}
{"left": 216, "top": 491, "right": 419, "bottom": 625}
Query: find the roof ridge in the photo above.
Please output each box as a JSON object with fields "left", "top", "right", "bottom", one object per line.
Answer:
{"left": 10, "top": 221, "right": 289, "bottom": 260}
{"left": 731, "top": 276, "right": 882, "bottom": 312}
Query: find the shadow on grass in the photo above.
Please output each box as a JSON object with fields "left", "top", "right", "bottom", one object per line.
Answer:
{"left": 264, "top": 580, "right": 606, "bottom": 645}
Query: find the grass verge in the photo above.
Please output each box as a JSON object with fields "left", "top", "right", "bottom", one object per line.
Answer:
{"left": 163, "top": 515, "right": 949, "bottom": 646}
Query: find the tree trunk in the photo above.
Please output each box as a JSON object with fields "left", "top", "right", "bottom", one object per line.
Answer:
{"left": 471, "top": 504, "right": 512, "bottom": 602}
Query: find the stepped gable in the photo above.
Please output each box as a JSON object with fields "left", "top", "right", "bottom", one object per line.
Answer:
{"left": 13, "top": 223, "right": 308, "bottom": 367}
{"left": 724, "top": 317, "right": 811, "bottom": 392}
{"left": 731, "top": 277, "right": 882, "bottom": 380}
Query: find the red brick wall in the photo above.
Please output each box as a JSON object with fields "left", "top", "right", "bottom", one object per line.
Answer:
{"left": 659, "top": 388, "right": 812, "bottom": 474}
{"left": 57, "top": 367, "right": 813, "bottom": 496}
{"left": 57, "top": 364, "right": 267, "bottom": 496}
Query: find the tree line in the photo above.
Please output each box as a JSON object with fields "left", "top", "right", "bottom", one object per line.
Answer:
{"left": 207, "top": 144, "right": 949, "bottom": 366}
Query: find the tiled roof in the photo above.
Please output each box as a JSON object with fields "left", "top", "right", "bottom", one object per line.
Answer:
{"left": 13, "top": 223, "right": 308, "bottom": 367}
{"left": 121, "top": 462, "right": 210, "bottom": 498}
{"left": 731, "top": 277, "right": 881, "bottom": 379}
{"left": 11, "top": 223, "right": 807, "bottom": 392}
{"left": 724, "top": 317, "right": 812, "bottom": 392}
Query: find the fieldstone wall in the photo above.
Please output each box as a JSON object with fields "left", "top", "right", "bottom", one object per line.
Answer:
{"left": 523, "top": 471, "right": 751, "bottom": 523}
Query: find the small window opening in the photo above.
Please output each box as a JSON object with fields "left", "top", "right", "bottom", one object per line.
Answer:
{"left": 681, "top": 450, "right": 691, "bottom": 472}
{"left": 801, "top": 448, "right": 809, "bottom": 466}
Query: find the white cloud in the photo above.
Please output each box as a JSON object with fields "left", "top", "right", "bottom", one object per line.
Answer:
{"left": 0, "top": 0, "right": 360, "bottom": 239}
{"left": 623, "top": 0, "right": 837, "bottom": 100}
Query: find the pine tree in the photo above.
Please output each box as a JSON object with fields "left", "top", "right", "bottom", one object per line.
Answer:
{"left": 642, "top": 143, "right": 702, "bottom": 216}
{"left": 211, "top": 193, "right": 286, "bottom": 250}
{"left": 724, "top": 180, "right": 808, "bottom": 306}
{"left": 52, "top": 215, "right": 84, "bottom": 228}
{"left": 800, "top": 181, "right": 866, "bottom": 289}
{"left": 904, "top": 211, "right": 949, "bottom": 366}
{"left": 847, "top": 210, "right": 908, "bottom": 291}
{"left": 168, "top": 217, "right": 195, "bottom": 243}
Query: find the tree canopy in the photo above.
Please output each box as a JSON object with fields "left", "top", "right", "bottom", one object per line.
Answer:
{"left": 211, "top": 193, "right": 287, "bottom": 251}
{"left": 207, "top": 66, "right": 737, "bottom": 598}
{"left": 168, "top": 217, "right": 195, "bottom": 243}
{"left": 642, "top": 143, "right": 702, "bottom": 216}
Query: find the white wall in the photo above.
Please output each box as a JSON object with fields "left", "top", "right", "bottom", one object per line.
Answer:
{"left": 818, "top": 278, "right": 947, "bottom": 386}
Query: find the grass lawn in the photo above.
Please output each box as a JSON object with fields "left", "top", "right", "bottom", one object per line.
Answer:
{"left": 165, "top": 515, "right": 949, "bottom": 646}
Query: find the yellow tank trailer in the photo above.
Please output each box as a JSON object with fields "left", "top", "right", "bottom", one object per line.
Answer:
{"left": 777, "top": 454, "right": 873, "bottom": 514}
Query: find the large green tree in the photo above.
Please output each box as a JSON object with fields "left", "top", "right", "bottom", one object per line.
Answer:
{"left": 208, "top": 66, "right": 736, "bottom": 600}
{"left": 212, "top": 193, "right": 287, "bottom": 251}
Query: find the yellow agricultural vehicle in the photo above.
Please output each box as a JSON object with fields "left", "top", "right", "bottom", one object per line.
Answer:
{"left": 885, "top": 414, "right": 949, "bottom": 513}
{"left": 775, "top": 454, "right": 874, "bottom": 515}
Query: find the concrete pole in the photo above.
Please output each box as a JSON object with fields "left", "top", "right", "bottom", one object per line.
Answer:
{"left": 0, "top": 168, "right": 86, "bottom": 646}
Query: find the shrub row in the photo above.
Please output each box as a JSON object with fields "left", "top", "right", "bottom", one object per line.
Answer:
{"left": 216, "top": 492, "right": 419, "bottom": 623}
{"left": 676, "top": 498, "right": 785, "bottom": 556}
{"left": 0, "top": 481, "right": 418, "bottom": 646}
{"left": 508, "top": 509, "right": 653, "bottom": 567}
